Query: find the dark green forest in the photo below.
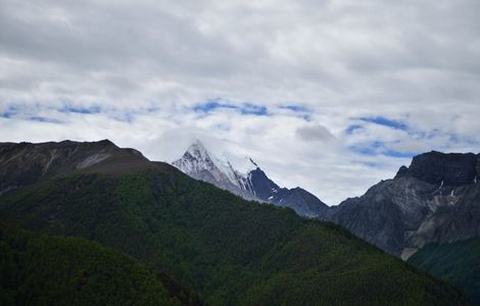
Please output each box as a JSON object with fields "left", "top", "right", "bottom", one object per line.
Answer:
{"left": 0, "top": 224, "right": 183, "bottom": 305}
{"left": 0, "top": 169, "right": 469, "bottom": 305}
{"left": 409, "top": 239, "right": 480, "bottom": 306}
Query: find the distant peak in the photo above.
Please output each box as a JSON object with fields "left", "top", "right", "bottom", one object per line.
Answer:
{"left": 176, "top": 140, "right": 261, "bottom": 176}
{"left": 185, "top": 139, "right": 211, "bottom": 160}
{"left": 97, "top": 139, "right": 116, "bottom": 147}
{"left": 192, "top": 138, "right": 205, "bottom": 147}
{"left": 188, "top": 139, "right": 207, "bottom": 151}
{"left": 396, "top": 151, "right": 479, "bottom": 186}
{"left": 394, "top": 165, "right": 408, "bottom": 179}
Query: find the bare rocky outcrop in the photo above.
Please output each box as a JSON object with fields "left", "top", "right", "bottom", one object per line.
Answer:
{"left": 327, "top": 151, "right": 480, "bottom": 259}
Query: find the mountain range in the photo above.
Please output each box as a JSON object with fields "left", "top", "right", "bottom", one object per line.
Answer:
{"left": 170, "top": 140, "right": 480, "bottom": 304}
{"left": 0, "top": 139, "right": 470, "bottom": 305}
{"left": 172, "top": 141, "right": 480, "bottom": 260}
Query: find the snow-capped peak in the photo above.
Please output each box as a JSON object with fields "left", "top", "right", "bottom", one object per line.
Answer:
{"left": 172, "top": 140, "right": 216, "bottom": 175}
{"left": 172, "top": 140, "right": 262, "bottom": 200}
{"left": 171, "top": 140, "right": 328, "bottom": 218}
{"left": 186, "top": 139, "right": 210, "bottom": 161}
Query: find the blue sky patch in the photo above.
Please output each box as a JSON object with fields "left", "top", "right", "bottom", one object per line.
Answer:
{"left": 280, "top": 104, "right": 310, "bottom": 113}
{"left": 383, "top": 149, "right": 417, "bottom": 158}
{"left": 60, "top": 104, "right": 102, "bottom": 114}
{"left": 0, "top": 105, "right": 22, "bottom": 119}
{"left": 349, "top": 141, "right": 416, "bottom": 158}
{"left": 240, "top": 103, "right": 268, "bottom": 115}
{"left": 28, "top": 116, "right": 63, "bottom": 124}
{"left": 0, "top": 107, "right": 62, "bottom": 124}
{"left": 359, "top": 116, "right": 408, "bottom": 131}
{"left": 279, "top": 104, "right": 312, "bottom": 121}
{"left": 345, "top": 124, "right": 364, "bottom": 135}
{"left": 193, "top": 99, "right": 268, "bottom": 116}
{"left": 0, "top": 111, "right": 14, "bottom": 119}
{"left": 193, "top": 100, "right": 235, "bottom": 113}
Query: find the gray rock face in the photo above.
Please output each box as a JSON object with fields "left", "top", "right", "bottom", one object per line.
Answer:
{"left": 272, "top": 187, "right": 329, "bottom": 218}
{"left": 327, "top": 151, "right": 480, "bottom": 259}
{"left": 396, "top": 151, "right": 478, "bottom": 186}
{"left": 248, "top": 168, "right": 328, "bottom": 217}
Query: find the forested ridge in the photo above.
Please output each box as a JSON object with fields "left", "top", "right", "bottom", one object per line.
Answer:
{"left": 0, "top": 169, "right": 469, "bottom": 305}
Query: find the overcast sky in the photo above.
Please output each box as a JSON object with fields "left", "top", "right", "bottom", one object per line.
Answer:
{"left": 1, "top": 0, "right": 480, "bottom": 204}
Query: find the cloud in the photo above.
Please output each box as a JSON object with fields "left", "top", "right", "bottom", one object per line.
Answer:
{"left": 296, "top": 125, "right": 335, "bottom": 142}
{"left": 1, "top": 0, "right": 480, "bottom": 204}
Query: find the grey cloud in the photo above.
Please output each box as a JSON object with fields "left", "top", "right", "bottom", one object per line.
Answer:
{"left": 296, "top": 125, "right": 335, "bottom": 142}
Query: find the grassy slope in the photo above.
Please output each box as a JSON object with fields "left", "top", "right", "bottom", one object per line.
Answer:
{"left": 0, "top": 224, "right": 180, "bottom": 306}
{"left": 408, "top": 239, "right": 480, "bottom": 306}
{"left": 0, "top": 170, "right": 469, "bottom": 306}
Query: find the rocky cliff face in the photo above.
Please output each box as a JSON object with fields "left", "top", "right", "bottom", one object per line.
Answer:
{"left": 328, "top": 151, "right": 480, "bottom": 259}
{"left": 396, "top": 151, "right": 478, "bottom": 186}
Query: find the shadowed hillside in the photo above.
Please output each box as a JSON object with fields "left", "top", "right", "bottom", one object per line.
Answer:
{"left": 0, "top": 224, "right": 203, "bottom": 306}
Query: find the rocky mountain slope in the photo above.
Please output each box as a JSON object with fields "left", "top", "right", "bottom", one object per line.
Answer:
{"left": 327, "top": 151, "right": 480, "bottom": 259}
{"left": 0, "top": 140, "right": 467, "bottom": 306}
{"left": 172, "top": 140, "right": 328, "bottom": 217}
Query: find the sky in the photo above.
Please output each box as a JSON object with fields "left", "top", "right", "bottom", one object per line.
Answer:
{"left": 1, "top": 0, "right": 480, "bottom": 205}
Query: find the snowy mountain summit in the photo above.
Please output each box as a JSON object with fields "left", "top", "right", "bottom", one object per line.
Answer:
{"left": 172, "top": 140, "right": 328, "bottom": 217}
{"left": 172, "top": 140, "right": 258, "bottom": 199}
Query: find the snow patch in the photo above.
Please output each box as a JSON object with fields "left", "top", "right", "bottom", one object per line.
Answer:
{"left": 77, "top": 153, "right": 110, "bottom": 169}
{"left": 222, "top": 154, "right": 259, "bottom": 176}
{"left": 42, "top": 149, "right": 58, "bottom": 174}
